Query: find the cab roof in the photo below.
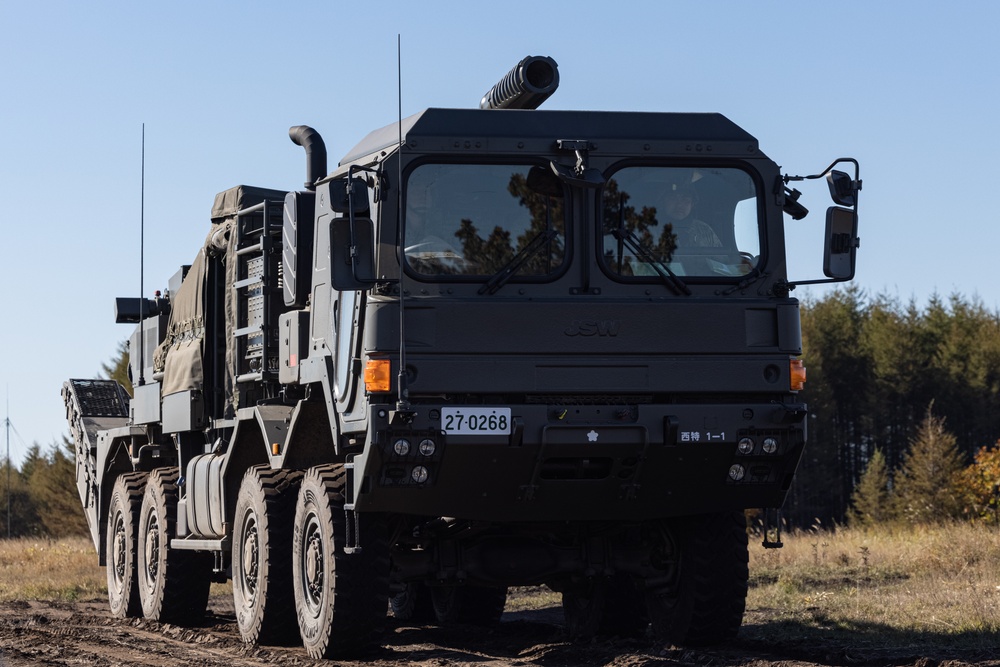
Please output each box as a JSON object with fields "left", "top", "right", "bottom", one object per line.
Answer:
{"left": 339, "top": 108, "right": 761, "bottom": 166}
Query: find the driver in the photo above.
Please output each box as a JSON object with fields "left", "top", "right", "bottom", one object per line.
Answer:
{"left": 661, "top": 184, "right": 722, "bottom": 248}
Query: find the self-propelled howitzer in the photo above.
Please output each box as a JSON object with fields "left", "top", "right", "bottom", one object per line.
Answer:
{"left": 63, "top": 54, "right": 861, "bottom": 659}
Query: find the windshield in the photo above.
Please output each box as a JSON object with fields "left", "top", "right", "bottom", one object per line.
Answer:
{"left": 404, "top": 163, "right": 566, "bottom": 278}
{"left": 601, "top": 166, "right": 761, "bottom": 279}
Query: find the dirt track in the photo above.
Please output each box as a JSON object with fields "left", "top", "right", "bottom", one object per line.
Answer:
{"left": 1, "top": 594, "right": 999, "bottom": 667}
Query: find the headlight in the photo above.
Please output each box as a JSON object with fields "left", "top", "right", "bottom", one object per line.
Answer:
{"left": 762, "top": 437, "right": 778, "bottom": 454}
{"left": 737, "top": 437, "right": 755, "bottom": 455}
{"left": 411, "top": 466, "right": 429, "bottom": 484}
{"left": 393, "top": 438, "right": 411, "bottom": 456}
{"left": 728, "top": 464, "right": 746, "bottom": 482}
{"left": 418, "top": 439, "right": 436, "bottom": 456}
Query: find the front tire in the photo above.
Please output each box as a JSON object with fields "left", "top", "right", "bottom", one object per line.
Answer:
{"left": 105, "top": 472, "right": 148, "bottom": 618}
{"left": 644, "top": 512, "right": 748, "bottom": 645}
{"left": 292, "top": 464, "right": 389, "bottom": 659}
{"left": 232, "top": 465, "right": 303, "bottom": 645}
{"left": 137, "top": 468, "right": 212, "bottom": 623}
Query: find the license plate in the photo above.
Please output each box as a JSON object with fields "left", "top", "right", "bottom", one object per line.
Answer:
{"left": 441, "top": 407, "right": 511, "bottom": 435}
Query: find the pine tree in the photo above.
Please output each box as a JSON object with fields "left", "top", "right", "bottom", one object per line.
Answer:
{"left": 101, "top": 339, "right": 132, "bottom": 396}
{"left": 894, "top": 406, "right": 965, "bottom": 523}
{"left": 28, "top": 440, "right": 89, "bottom": 538}
{"left": 0, "top": 457, "right": 40, "bottom": 538}
{"left": 848, "top": 448, "right": 891, "bottom": 527}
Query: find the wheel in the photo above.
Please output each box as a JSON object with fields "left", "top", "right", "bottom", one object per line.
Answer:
{"left": 292, "top": 464, "right": 389, "bottom": 659}
{"left": 390, "top": 582, "right": 436, "bottom": 623}
{"left": 137, "top": 468, "right": 213, "bottom": 623}
{"left": 105, "top": 472, "right": 148, "bottom": 618}
{"left": 430, "top": 584, "right": 507, "bottom": 626}
{"left": 561, "top": 578, "right": 604, "bottom": 641}
{"left": 232, "top": 465, "right": 303, "bottom": 645}
{"left": 643, "top": 512, "right": 748, "bottom": 645}
{"left": 561, "top": 574, "right": 646, "bottom": 640}
{"left": 601, "top": 574, "right": 647, "bottom": 637}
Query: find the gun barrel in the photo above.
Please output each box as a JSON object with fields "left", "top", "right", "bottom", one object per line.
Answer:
{"left": 480, "top": 55, "right": 559, "bottom": 110}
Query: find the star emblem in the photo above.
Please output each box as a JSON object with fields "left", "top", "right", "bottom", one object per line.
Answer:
{"left": 587, "top": 430, "right": 599, "bottom": 442}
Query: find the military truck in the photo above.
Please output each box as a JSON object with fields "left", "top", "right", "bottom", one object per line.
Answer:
{"left": 64, "top": 55, "right": 861, "bottom": 658}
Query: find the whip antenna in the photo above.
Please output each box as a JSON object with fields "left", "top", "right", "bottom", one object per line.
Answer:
{"left": 395, "top": 34, "right": 411, "bottom": 416}
{"left": 138, "top": 123, "right": 146, "bottom": 387}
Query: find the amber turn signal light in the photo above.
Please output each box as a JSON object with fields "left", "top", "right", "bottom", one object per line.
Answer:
{"left": 365, "top": 359, "right": 392, "bottom": 393}
{"left": 789, "top": 358, "right": 806, "bottom": 391}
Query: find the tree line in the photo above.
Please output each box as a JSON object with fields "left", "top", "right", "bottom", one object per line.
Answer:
{"left": 785, "top": 286, "right": 1000, "bottom": 527}
{"left": 0, "top": 440, "right": 88, "bottom": 538}
{"left": 0, "top": 347, "right": 126, "bottom": 539}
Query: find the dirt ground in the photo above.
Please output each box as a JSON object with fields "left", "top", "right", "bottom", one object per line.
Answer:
{"left": 1, "top": 592, "right": 999, "bottom": 667}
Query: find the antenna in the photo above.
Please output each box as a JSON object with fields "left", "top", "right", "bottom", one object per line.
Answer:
{"left": 5, "top": 391, "right": 9, "bottom": 539}
{"left": 138, "top": 124, "right": 146, "bottom": 387}
{"left": 395, "top": 34, "right": 412, "bottom": 417}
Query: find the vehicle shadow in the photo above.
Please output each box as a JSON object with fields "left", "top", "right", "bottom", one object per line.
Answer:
{"left": 383, "top": 607, "right": 1000, "bottom": 667}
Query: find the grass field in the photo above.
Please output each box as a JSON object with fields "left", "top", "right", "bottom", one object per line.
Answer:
{"left": 3, "top": 523, "right": 1000, "bottom": 651}
{"left": 742, "top": 522, "right": 1000, "bottom": 654}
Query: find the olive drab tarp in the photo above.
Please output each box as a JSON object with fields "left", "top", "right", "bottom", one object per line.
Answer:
{"left": 154, "top": 185, "right": 286, "bottom": 417}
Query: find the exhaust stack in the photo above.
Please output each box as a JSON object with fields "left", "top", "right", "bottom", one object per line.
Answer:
{"left": 288, "top": 125, "right": 327, "bottom": 191}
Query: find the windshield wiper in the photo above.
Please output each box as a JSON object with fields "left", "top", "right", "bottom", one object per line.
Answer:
{"left": 479, "top": 229, "right": 559, "bottom": 295}
{"left": 611, "top": 227, "right": 691, "bottom": 296}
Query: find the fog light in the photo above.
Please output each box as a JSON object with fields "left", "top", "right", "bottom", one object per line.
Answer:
{"left": 411, "top": 466, "right": 429, "bottom": 484}
{"left": 393, "top": 438, "right": 411, "bottom": 456}
{"left": 728, "top": 464, "right": 746, "bottom": 481}
{"left": 737, "top": 437, "right": 755, "bottom": 455}
{"left": 418, "top": 439, "right": 436, "bottom": 456}
{"left": 762, "top": 437, "right": 778, "bottom": 454}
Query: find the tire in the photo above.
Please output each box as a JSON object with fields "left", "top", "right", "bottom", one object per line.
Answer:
{"left": 430, "top": 584, "right": 507, "bottom": 626}
{"left": 390, "top": 582, "right": 436, "bottom": 623}
{"left": 137, "top": 468, "right": 213, "bottom": 623}
{"left": 232, "top": 465, "right": 303, "bottom": 645}
{"left": 561, "top": 578, "right": 604, "bottom": 641}
{"left": 644, "top": 512, "right": 749, "bottom": 645}
{"left": 562, "top": 574, "right": 646, "bottom": 640}
{"left": 105, "top": 472, "right": 148, "bottom": 618}
{"left": 292, "top": 464, "right": 389, "bottom": 659}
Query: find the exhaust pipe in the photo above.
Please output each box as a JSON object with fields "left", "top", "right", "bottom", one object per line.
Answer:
{"left": 288, "top": 125, "right": 327, "bottom": 191}
{"left": 480, "top": 55, "right": 559, "bottom": 110}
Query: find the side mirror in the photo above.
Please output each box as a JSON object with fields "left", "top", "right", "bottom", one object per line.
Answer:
{"left": 827, "top": 170, "right": 857, "bottom": 207}
{"left": 823, "top": 206, "right": 860, "bottom": 280}
{"left": 328, "top": 177, "right": 371, "bottom": 214}
{"left": 331, "top": 216, "right": 377, "bottom": 290}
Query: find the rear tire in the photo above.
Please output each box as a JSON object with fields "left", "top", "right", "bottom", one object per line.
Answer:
{"left": 105, "top": 472, "right": 148, "bottom": 618}
{"left": 644, "top": 512, "right": 748, "bottom": 645}
{"left": 138, "top": 468, "right": 213, "bottom": 623}
{"left": 292, "top": 464, "right": 389, "bottom": 659}
{"left": 430, "top": 584, "right": 507, "bottom": 626}
{"left": 390, "top": 582, "right": 436, "bottom": 623}
{"left": 232, "top": 465, "right": 303, "bottom": 645}
{"left": 562, "top": 574, "right": 646, "bottom": 640}
{"left": 561, "top": 578, "right": 604, "bottom": 640}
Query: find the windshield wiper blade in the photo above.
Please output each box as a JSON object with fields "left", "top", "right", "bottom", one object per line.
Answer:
{"left": 611, "top": 228, "right": 691, "bottom": 296}
{"left": 479, "top": 229, "right": 559, "bottom": 295}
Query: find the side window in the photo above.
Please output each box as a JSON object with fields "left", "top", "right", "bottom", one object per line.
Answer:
{"left": 602, "top": 166, "right": 761, "bottom": 279}
{"left": 404, "top": 163, "right": 566, "bottom": 279}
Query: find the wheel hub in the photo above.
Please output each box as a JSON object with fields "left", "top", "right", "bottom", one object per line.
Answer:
{"left": 242, "top": 520, "right": 259, "bottom": 596}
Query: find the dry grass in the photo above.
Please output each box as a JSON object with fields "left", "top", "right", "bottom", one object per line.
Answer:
{"left": 745, "top": 521, "right": 1000, "bottom": 652}
{"left": 0, "top": 536, "right": 105, "bottom": 602}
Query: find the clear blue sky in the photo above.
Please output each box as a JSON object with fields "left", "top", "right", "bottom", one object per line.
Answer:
{"left": 2, "top": 1, "right": 998, "bottom": 465}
